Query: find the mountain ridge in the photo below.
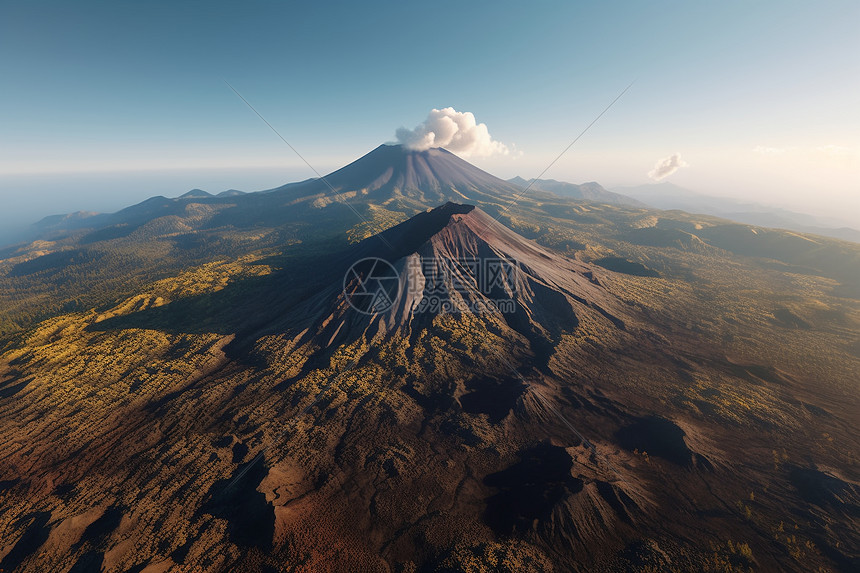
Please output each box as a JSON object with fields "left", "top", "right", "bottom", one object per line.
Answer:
{"left": 509, "top": 176, "right": 644, "bottom": 207}
{"left": 615, "top": 182, "right": 860, "bottom": 243}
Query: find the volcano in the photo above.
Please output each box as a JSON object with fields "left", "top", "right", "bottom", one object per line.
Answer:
{"left": 2, "top": 144, "right": 859, "bottom": 572}
{"left": 267, "top": 144, "right": 535, "bottom": 209}
{"left": 278, "top": 202, "right": 631, "bottom": 369}
{"left": 24, "top": 144, "right": 553, "bottom": 244}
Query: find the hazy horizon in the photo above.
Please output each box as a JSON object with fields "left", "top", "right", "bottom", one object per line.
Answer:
{"left": 0, "top": 166, "right": 317, "bottom": 246}
{"left": 1, "top": 144, "right": 858, "bottom": 248}
{"left": 2, "top": 1, "right": 857, "bottom": 242}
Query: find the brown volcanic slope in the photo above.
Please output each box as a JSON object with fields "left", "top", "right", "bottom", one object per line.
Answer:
{"left": 0, "top": 204, "right": 859, "bottom": 572}
{"left": 279, "top": 203, "right": 632, "bottom": 360}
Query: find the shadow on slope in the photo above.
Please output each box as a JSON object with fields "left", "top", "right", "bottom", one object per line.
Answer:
{"left": 86, "top": 204, "right": 481, "bottom": 347}
{"left": 199, "top": 455, "right": 275, "bottom": 549}
{"left": 483, "top": 443, "right": 583, "bottom": 534}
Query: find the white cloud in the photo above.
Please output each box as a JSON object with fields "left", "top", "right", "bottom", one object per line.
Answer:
{"left": 648, "top": 153, "right": 688, "bottom": 181}
{"left": 395, "top": 107, "right": 509, "bottom": 157}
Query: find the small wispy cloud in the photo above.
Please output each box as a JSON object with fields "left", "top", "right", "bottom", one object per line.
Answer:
{"left": 648, "top": 153, "right": 688, "bottom": 181}
{"left": 395, "top": 107, "right": 510, "bottom": 157}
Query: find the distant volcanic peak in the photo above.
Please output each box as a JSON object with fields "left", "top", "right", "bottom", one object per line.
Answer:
{"left": 378, "top": 143, "right": 448, "bottom": 154}
{"left": 283, "top": 143, "right": 520, "bottom": 202}
{"left": 382, "top": 143, "right": 462, "bottom": 160}
{"left": 360, "top": 143, "right": 495, "bottom": 178}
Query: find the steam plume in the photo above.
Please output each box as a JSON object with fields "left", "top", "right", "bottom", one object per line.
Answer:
{"left": 396, "top": 108, "right": 509, "bottom": 157}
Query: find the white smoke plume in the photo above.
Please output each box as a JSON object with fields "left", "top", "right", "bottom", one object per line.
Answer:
{"left": 648, "top": 153, "right": 688, "bottom": 181}
{"left": 396, "top": 107, "right": 509, "bottom": 157}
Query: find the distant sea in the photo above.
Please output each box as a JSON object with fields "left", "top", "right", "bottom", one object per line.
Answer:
{"left": 0, "top": 166, "right": 318, "bottom": 248}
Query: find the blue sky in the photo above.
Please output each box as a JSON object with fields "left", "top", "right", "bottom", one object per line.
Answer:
{"left": 1, "top": 0, "right": 858, "bottom": 239}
